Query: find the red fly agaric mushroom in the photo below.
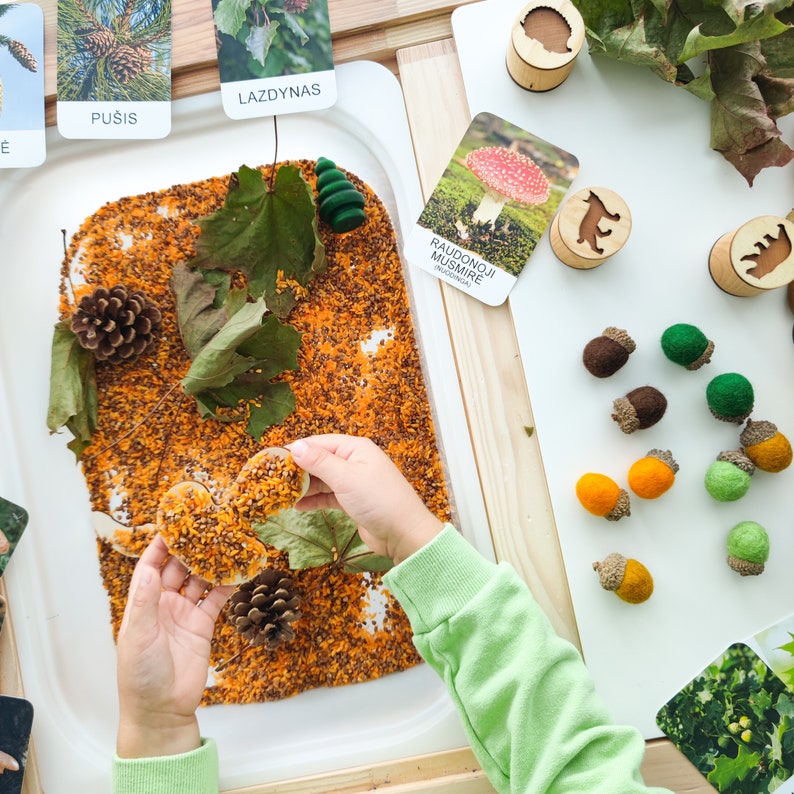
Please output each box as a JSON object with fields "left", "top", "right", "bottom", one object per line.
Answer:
{"left": 465, "top": 146, "right": 550, "bottom": 226}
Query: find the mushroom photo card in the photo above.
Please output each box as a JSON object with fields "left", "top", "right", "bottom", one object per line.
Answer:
{"left": 405, "top": 111, "right": 579, "bottom": 306}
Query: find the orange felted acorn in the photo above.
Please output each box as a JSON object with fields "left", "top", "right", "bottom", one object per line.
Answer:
{"left": 593, "top": 553, "right": 653, "bottom": 604}
{"left": 740, "top": 419, "right": 792, "bottom": 473}
{"left": 575, "top": 472, "right": 630, "bottom": 521}
{"left": 628, "top": 449, "right": 679, "bottom": 499}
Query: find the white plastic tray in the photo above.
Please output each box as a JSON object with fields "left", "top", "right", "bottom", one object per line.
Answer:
{"left": 454, "top": 0, "right": 794, "bottom": 740}
{"left": 0, "top": 61, "right": 492, "bottom": 792}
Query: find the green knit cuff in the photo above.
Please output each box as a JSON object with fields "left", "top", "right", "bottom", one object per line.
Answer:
{"left": 112, "top": 737, "right": 219, "bottom": 794}
{"left": 383, "top": 523, "right": 496, "bottom": 634}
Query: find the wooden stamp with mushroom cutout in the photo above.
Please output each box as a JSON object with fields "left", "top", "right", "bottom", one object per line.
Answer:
{"left": 708, "top": 214, "right": 794, "bottom": 297}
{"left": 506, "top": 0, "right": 585, "bottom": 92}
{"left": 550, "top": 186, "right": 632, "bottom": 269}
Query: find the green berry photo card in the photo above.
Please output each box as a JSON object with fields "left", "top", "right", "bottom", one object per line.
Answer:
{"left": 211, "top": 0, "right": 337, "bottom": 120}
{"left": 56, "top": 0, "right": 172, "bottom": 138}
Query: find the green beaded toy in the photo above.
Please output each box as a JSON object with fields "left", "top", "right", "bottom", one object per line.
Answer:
{"left": 314, "top": 157, "right": 366, "bottom": 234}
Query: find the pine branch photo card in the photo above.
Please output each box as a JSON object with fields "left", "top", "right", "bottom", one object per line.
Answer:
{"left": 405, "top": 111, "right": 579, "bottom": 306}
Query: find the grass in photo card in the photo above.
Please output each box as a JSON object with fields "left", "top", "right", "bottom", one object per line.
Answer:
{"left": 212, "top": 0, "right": 333, "bottom": 82}
{"left": 417, "top": 111, "right": 579, "bottom": 278}
{"left": 656, "top": 642, "right": 794, "bottom": 793}
{"left": 57, "top": 0, "right": 171, "bottom": 102}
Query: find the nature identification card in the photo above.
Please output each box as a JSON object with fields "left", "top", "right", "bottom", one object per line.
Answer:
{"left": 656, "top": 640, "right": 794, "bottom": 793}
{"left": 0, "top": 497, "right": 28, "bottom": 579}
{"left": 56, "top": 0, "right": 172, "bottom": 139}
{"left": 212, "top": 0, "right": 336, "bottom": 120}
{"left": 0, "top": 696, "right": 34, "bottom": 794}
{"left": 0, "top": 3, "right": 46, "bottom": 168}
{"left": 405, "top": 111, "right": 579, "bottom": 306}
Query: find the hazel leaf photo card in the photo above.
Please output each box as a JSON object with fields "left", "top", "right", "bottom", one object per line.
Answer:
{"left": 405, "top": 111, "right": 579, "bottom": 306}
{"left": 0, "top": 2, "right": 45, "bottom": 168}
{"left": 212, "top": 0, "right": 336, "bottom": 120}
{"left": 56, "top": 0, "right": 172, "bottom": 139}
{"left": 656, "top": 642, "right": 794, "bottom": 794}
{"left": 0, "top": 497, "right": 28, "bottom": 578}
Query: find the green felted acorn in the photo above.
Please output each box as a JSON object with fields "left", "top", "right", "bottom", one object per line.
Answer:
{"left": 704, "top": 450, "right": 755, "bottom": 502}
{"left": 660, "top": 323, "right": 714, "bottom": 370}
{"left": 706, "top": 372, "right": 754, "bottom": 423}
{"left": 726, "top": 521, "right": 769, "bottom": 576}
{"left": 314, "top": 157, "right": 366, "bottom": 234}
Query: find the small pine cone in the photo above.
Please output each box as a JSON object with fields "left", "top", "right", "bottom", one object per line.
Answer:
{"left": 229, "top": 568, "right": 301, "bottom": 650}
{"left": 284, "top": 0, "right": 310, "bottom": 12}
{"left": 108, "top": 44, "right": 150, "bottom": 83}
{"left": 81, "top": 27, "right": 117, "bottom": 58}
{"left": 71, "top": 284, "right": 162, "bottom": 364}
{"left": 7, "top": 39, "right": 38, "bottom": 72}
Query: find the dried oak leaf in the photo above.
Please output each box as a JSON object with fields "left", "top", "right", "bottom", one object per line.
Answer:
{"left": 255, "top": 508, "right": 394, "bottom": 574}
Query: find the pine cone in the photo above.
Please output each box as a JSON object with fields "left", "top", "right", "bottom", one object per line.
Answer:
{"left": 229, "top": 568, "right": 301, "bottom": 650}
{"left": 7, "top": 39, "right": 38, "bottom": 72}
{"left": 71, "top": 285, "right": 162, "bottom": 364}
{"left": 108, "top": 44, "right": 151, "bottom": 83}
{"left": 81, "top": 27, "right": 117, "bottom": 58}
{"left": 284, "top": 0, "right": 310, "bottom": 12}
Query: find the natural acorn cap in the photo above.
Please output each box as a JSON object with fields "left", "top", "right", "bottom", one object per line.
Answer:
{"left": 628, "top": 449, "right": 678, "bottom": 499}
{"left": 705, "top": 450, "right": 754, "bottom": 502}
{"left": 575, "top": 473, "right": 631, "bottom": 520}
{"left": 740, "top": 419, "right": 792, "bottom": 473}
{"left": 706, "top": 373, "right": 754, "bottom": 423}
{"left": 593, "top": 552, "right": 653, "bottom": 604}
{"left": 726, "top": 520, "right": 769, "bottom": 576}
{"left": 612, "top": 386, "right": 667, "bottom": 434}
{"left": 660, "top": 323, "right": 714, "bottom": 370}
{"left": 582, "top": 327, "right": 636, "bottom": 378}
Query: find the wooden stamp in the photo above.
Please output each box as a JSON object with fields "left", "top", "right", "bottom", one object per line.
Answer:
{"left": 550, "top": 187, "right": 632, "bottom": 269}
{"left": 506, "top": 0, "right": 585, "bottom": 92}
{"left": 708, "top": 215, "right": 794, "bottom": 297}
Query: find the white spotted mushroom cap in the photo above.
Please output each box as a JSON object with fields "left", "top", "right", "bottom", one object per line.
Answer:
{"left": 465, "top": 147, "right": 551, "bottom": 205}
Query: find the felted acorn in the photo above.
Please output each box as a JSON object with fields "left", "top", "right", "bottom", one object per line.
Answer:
{"left": 704, "top": 450, "right": 755, "bottom": 502}
{"left": 726, "top": 520, "right": 769, "bottom": 576}
{"left": 593, "top": 553, "right": 653, "bottom": 604}
{"left": 706, "top": 372, "right": 754, "bottom": 423}
{"left": 575, "top": 472, "right": 630, "bottom": 520}
{"left": 627, "top": 449, "right": 678, "bottom": 499}
{"left": 740, "top": 419, "right": 792, "bottom": 473}
{"left": 582, "top": 327, "right": 636, "bottom": 378}
{"left": 314, "top": 157, "right": 366, "bottom": 233}
{"left": 611, "top": 386, "right": 667, "bottom": 434}
{"left": 660, "top": 323, "right": 714, "bottom": 370}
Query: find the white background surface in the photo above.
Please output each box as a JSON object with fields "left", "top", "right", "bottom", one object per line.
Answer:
{"left": 454, "top": 0, "right": 794, "bottom": 739}
{"left": 0, "top": 62, "right": 491, "bottom": 792}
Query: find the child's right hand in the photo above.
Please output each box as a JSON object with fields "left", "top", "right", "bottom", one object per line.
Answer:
{"left": 288, "top": 435, "right": 443, "bottom": 565}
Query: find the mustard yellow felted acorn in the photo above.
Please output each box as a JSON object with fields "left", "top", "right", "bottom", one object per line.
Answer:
{"left": 740, "top": 419, "right": 792, "bottom": 473}
{"left": 582, "top": 327, "right": 636, "bottom": 378}
{"left": 704, "top": 449, "right": 755, "bottom": 502}
{"left": 628, "top": 449, "right": 678, "bottom": 499}
{"left": 611, "top": 386, "right": 667, "bottom": 434}
{"left": 726, "top": 521, "right": 769, "bottom": 576}
{"left": 593, "top": 553, "right": 653, "bottom": 603}
{"left": 575, "top": 473, "right": 630, "bottom": 520}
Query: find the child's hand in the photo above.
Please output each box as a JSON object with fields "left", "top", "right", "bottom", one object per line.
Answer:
{"left": 288, "top": 435, "right": 443, "bottom": 565}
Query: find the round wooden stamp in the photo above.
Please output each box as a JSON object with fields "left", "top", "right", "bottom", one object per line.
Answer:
{"left": 708, "top": 215, "right": 794, "bottom": 297}
{"left": 506, "top": 0, "right": 585, "bottom": 92}
{"left": 550, "top": 187, "right": 632, "bottom": 269}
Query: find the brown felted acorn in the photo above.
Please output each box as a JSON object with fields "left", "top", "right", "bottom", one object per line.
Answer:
{"left": 228, "top": 568, "right": 302, "bottom": 649}
{"left": 582, "top": 327, "right": 636, "bottom": 378}
{"left": 611, "top": 386, "right": 667, "bottom": 434}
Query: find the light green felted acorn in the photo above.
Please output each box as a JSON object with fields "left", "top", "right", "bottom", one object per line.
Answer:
{"left": 706, "top": 373, "right": 754, "bottom": 423}
{"left": 704, "top": 450, "right": 755, "bottom": 502}
{"left": 726, "top": 521, "right": 769, "bottom": 576}
{"left": 661, "top": 323, "right": 714, "bottom": 370}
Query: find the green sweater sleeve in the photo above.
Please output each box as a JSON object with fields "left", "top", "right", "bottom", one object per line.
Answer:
{"left": 112, "top": 737, "right": 218, "bottom": 794}
{"left": 383, "top": 524, "right": 673, "bottom": 794}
